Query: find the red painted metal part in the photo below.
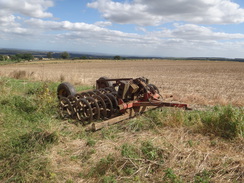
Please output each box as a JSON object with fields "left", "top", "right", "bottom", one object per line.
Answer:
{"left": 118, "top": 100, "right": 189, "bottom": 111}
{"left": 97, "top": 77, "right": 191, "bottom": 113}
{"left": 118, "top": 92, "right": 191, "bottom": 112}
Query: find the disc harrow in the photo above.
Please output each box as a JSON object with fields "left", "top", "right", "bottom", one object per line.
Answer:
{"left": 57, "top": 77, "right": 191, "bottom": 127}
{"left": 58, "top": 86, "right": 118, "bottom": 124}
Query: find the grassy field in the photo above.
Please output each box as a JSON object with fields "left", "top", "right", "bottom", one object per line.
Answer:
{"left": 0, "top": 59, "right": 243, "bottom": 182}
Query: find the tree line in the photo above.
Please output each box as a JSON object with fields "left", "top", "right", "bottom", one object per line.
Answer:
{"left": 0, "top": 51, "right": 124, "bottom": 62}
{"left": 0, "top": 52, "right": 71, "bottom": 62}
{"left": 0, "top": 53, "right": 34, "bottom": 62}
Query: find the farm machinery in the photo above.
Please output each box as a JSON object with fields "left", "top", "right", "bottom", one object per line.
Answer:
{"left": 57, "top": 77, "right": 191, "bottom": 131}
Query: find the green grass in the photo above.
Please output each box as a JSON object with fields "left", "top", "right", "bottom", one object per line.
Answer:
{"left": 127, "top": 106, "right": 244, "bottom": 139}
{"left": 0, "top": 77, "right": 93, "bottom": 182}
{"left": 0, "top": 77, "right": 60, "bottom": 182}
{"left": 0, "top": 77, "right": 243, "bottom": 182}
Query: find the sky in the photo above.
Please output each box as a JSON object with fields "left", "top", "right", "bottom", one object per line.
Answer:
{"left": 1, "top": 0, "right": 244, "bottom": 58}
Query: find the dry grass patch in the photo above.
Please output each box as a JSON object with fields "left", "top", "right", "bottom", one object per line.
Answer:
{"left": 48, "top": 126, "right": 243, "bottom": 183}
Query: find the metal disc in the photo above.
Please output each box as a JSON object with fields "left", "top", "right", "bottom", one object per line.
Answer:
{"left": 148, "top": 84, "right": 160, "bottom": 94}
{"left": 99, "top": 93, "right": 113, "bottom": 118}
{"left": 80, "top": 92, "right": 90, "bottom": 98}
{"left": 67, "top": 95, "right": 78, "bottom": 117}
{"left": 105, "top": 93, "right": 119, "bottom": 114}
{"left": 86, "top": 97, "right": 100, "bottom": 121}
{"left": 87, "top": 91, "right": 96, "bottom": 97}
{"left": 93, "top": 95, "right": 107, "bottom": 119}
{"left": 59, "top": 97, "right": 74, "bottom": 119}
{"left": 76, "top": 98, "right": 93, "bottom": 124}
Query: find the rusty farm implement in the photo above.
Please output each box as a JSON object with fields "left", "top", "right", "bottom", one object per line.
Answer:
{"left": 57, "top": 77, "right": 191, "bottom": 131}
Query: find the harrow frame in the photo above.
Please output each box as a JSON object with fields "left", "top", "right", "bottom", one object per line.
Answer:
{"left": 57, "top": 77, "right": 191, "bottom": 131}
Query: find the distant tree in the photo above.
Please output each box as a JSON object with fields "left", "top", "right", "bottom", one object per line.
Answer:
{"left": 0, "top": 55, "right": 9, "bottom": 61}
{"left": 60, "top": 51, "right": 70, "bottom": 59}
{"left": 114, "top": 55, "right": 121, "bottom": 60}
{"left": 80, "top": 56, "right": 87, "bottom": 59}
{"left": 47, "top": 52, "right": 53, "bottom": 58}
{"left": 9, "top": 55, "right": 16, "bottom": 61}
{"left": 22, "top": 53, "right": 34, "bottom": 61}
{"left": 12, "top": 53, "right": 34, "bottom": 61}
{"left": 15, "top": 54, "right": 22, "bottom": 59}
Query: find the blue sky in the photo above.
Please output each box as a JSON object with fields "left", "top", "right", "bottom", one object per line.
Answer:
{"left": 1, "top": 0, "right": 244, "bottom": 58}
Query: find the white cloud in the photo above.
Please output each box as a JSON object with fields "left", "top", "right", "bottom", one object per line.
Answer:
{"left": 0, "top": 0, "right": 53, "bottom": 34}
{"left": 170, "top": 24, "right": 244, "bottom": 40}
{"left": 24, "top": 18, "right": 244, "bottom": 56}
{"left": 94, "top": 21, "right": 112, "bottom": 27}
{"left": 87, "top": 0, "right": 244, "bottom": 26}
{"left": 0, "top": 0, "right": 54, "bottom": 18}
{"left": 26, "top": 19, "right": 108, "bottom": 32}
{"left": 0, "top": 11, "right": 27, "bottom": 34}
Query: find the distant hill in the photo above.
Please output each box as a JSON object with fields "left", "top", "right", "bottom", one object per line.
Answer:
{"left": 0, "top": 48, "right": 243, "bottom": 62}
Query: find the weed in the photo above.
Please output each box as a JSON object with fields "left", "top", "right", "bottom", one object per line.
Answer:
{"left": 127, "top": 117, "right": 149, "bottom": 132}
{"left": 101, "top": 175, "right": 117, "bottom": 183}
{"left": 86, "top": 138, "right": 96, "bottom": 147}
{"left": 187, "top": 140, "right": 194, "bottom": 147}
{"left": 65, "top": 180, "right": 74, "bottom": 183}
{"left": 194, "top": 170, "right": 212, "bottom": 183}
{"left": 89, "top": 154, "right": 116, "bottom": 177}
{"left": 81, "top": 149, "right": 96, "bottom": 163}
{"left": 200, "top": 105, "right": 244, "bottom": 139}
{"left": 101, "top": 127, "right": 119, "bottom": 140}
{"left": 141, "top": 141, "right": 163, "bottom": 161}
{"left": 163, "top": 168, "right": 184, "bottom": 183}
{"left": 121, "top": 143, "right": 140, "bottom": 158}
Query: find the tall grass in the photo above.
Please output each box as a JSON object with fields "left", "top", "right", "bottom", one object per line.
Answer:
{"left": 0, "top": 77, "right": 60, "bottom": 182}
{"left": 0, "top": 77, "right": 93, "bottom": 182}
{"left": 200, "top": 106, "right": 243, "bottom": 139}
{"left": 128, "top": 106, "right": 244, "bottom": 139}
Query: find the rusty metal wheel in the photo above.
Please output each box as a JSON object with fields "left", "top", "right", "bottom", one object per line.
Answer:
{"left": 98, "top": 88, "right": 107, "bottom": 94}
{"left": 104, "top": 87, "right": 115, "bottom": 93}
{"left": 80, "top": 92, "right": 90, "bottom": 98}
{"left": 59, "top": 97, "right": 74, "bottom": 118}
{"left": 93, "top": 95, "right": 107, "bottom": 119}
{"left": 67, "top": 95, "right": 78, "bottom": 117}
{"left": 148, "top": 84, "right": 160, "bottom": 94}
{"left": 67, "top": 95, "right": 77, "bottom": 105}
{"left": 105, "top": 93, "right": 119, "bottom": 114}
{"left": 74, "top": 93, "right": 83, "bottom": 100}
{"left": 57, "top": 82, "right": 76, "bottom": 99}
{"left": 97, "top": 76, "right": 114, "bottom": 89}
{"left": 76, "top": 98, "right": 93, "bottom": 124}
{"left": 110, "top": 91, "right": 118, "bottom": 98}
{"left": 93, "top": 89, "right": 102, "bottom": 95}
{"left": 86, "top": 97, "right": 100, "bottom": 121}
{"left": 87, "top": 91, "right": 96, "bottom": 97}
{"left": 99, "top": 94, "right": 113, "bottom": 118}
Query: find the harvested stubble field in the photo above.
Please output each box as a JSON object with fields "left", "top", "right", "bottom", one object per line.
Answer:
{"left": 0, "top": 59, "right": 243, "bottom": 106}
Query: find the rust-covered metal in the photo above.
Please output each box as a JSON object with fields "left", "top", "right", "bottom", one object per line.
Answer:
{"left": 57, "top": 77, "right": 191, "bottom": 130}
